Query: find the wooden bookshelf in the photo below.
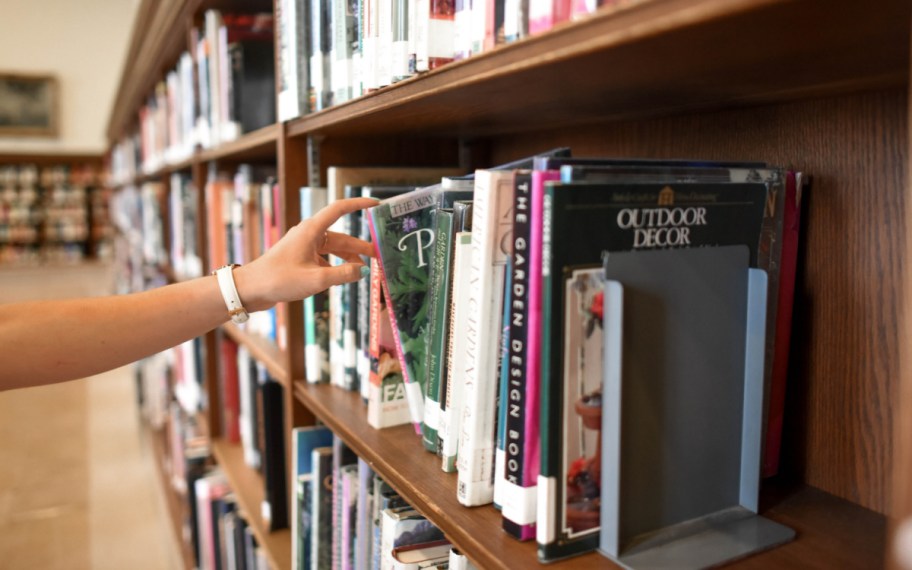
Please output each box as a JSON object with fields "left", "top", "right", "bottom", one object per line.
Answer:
{"left": 107, "top": 0, "right": 912, "bottom": 567}
{"left": 148, "top": 426, "right": 197, "bottom": 570}
{"left": 293, "top": 381, "right": 886, "bottom": 569}
{"left": 211, "top": 438, "right": 292, "bottom": 570}
{"left": 222, "top": 321, "right": 288, "bottom": 387}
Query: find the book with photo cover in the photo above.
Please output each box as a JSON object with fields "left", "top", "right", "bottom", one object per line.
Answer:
{"left": 537, "top": 178, "right": 773, "bottom": 562}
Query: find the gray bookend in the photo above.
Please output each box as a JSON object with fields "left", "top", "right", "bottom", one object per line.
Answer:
{"left": 599, "top": 245, "right": 794, "bottom": 569}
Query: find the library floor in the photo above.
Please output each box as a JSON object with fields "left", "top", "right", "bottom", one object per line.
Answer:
{"left": 0, "top": 263, "right": 181, "bottom": 570}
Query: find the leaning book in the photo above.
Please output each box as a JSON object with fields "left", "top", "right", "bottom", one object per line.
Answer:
{"left": 368, "top": 184, "right": 445, "bottom": 434}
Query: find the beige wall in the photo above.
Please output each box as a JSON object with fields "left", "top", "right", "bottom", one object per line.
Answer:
{"left": 0, "top": 0, "right": 140, "bottom": 155}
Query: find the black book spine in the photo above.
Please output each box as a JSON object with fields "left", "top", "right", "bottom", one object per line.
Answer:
{"left": 503, "top": 171, "right": 532, "bottom": 538}
{"left": 261, "top": 377, "right": 288, "bottom": 530}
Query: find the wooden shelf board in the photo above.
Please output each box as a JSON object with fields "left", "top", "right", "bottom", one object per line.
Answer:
{"left": 148, "top": 426, "right": 197, "bottom": 570}
{"left": 109, "top": 125, "right": 280, "bottom": 188}
{"left": 293, "top": 381, "right": 886, "bottom": 569}
{"left": 221, "top": 321, "right": 289, "bottom": 387}
{"left": 211, "top": 438, "right": 292, "bottom": 570}
{"left": 286, "top": 0, "right": 908, "bottom": 139}
{"left": 197, "top": 123, "right": 280, "bottom": 164}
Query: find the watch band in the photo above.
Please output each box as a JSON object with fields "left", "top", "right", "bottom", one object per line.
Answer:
{"left": 215, "top": 264, "right": 250, "bottom": 324}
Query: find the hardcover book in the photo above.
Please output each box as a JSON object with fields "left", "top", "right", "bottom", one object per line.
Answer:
{"left": 368, "top": 184, "right": 443, "bottom": 433}
{"left": 381, "top": 509, "right": 447, "bottom": 570}
{"left": 422, "top": 182, "right": 475, "bottom": 452}
{"left": 292, "top": 426, "right": 334, "bottom": 570}
{"left": 277, "top": 0, "right": 311, "bottom": 121}
{"left": 561, "top": 163, "right": 792, "bottom": 482}
{"left": 356, "top": 459, "right": 377, "bottom": 570}
{"left": 330, "top": 167, "right": 462, "bottom": 401}
{"left": 259, "top": 374, "right": 288, "bottom": 531}
{"left": 343, "top": 184, "right": 364, "bottom": 392}
{"left": 457, "top": 169, "right": 515, "bottom": 506}
{"left": 391, "top": 539, "right": 452, "bottom": 569}
{"left": 309, "top": 0, "right": 333, "bottom": 110}
{"left": 333, "top": 436, "right": 359, "bottom": 570}
{"left": 440, "top": 230, "right": 473, "bottom": 473}
{"left": 537, "top": 179, "right": 771, "bottom": 562}
{"left": 301, "top": 186, "right": 331, "bottom": 384}
{"left": 312, "top": 446, "right": 334, "bottom": 570}
{"left": 502, "top": 170, "right": 536, "bottom": 539}
{"left": 341, "top": 463, "right": 360, "bottom": 570}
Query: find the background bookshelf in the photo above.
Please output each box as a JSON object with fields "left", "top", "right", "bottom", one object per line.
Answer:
{"left": 0, "top": 154, "right": 106, "bottom": 265}
{"left": 105, "top": 0, "right": 912, "bottom": 568}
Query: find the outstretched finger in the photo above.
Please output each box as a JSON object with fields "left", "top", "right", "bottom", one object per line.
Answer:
{"left": 306, "top": 198, "right": 380, "bottom": 241}
{"left": 320, "top": 231, "right": 374, "bottom": 258}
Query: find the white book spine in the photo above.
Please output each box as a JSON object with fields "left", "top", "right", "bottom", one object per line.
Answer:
{"left": 456, "top": 170, "right": 513, "bottom": 506}
{"left": 277, "top": 0, "right": 300, "bottom": 122}
{"left": 441, "top": 232, "right": 473, "bottom": 471}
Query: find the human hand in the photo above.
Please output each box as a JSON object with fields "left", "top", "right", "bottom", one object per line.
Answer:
{"left": 232, "top": 197, "right": 378, "bottom": 312}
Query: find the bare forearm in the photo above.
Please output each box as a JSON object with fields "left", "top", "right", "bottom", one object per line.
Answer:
{"left": 0, "top": 276, "right": 228, "bottom": 390}
{"left": 0, "top": 197, "right": 378, "bottom": 393}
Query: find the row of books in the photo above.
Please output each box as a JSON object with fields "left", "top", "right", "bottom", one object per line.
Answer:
{"left": 0, "top": 164, "right": 99, "bottom": 261}
{"left": 196, "top": 468, "right": 275, "bottom": 570}
{"left": 292, "top": 424, "right": 478, "bottom": 570}
{"left": 137, "top": 340, "right": 281, "bottom": 570}
{"left": 276, "top": 0, "right": 628, "bottom": 120}
{"left": 203, "top": 164, "right": 287, "bottom": 347}
{"left": 111, "top": 9, "right": 277, "bottom": 182}
{"left": 303, "top": 150, "right": 804, "bottom": 562}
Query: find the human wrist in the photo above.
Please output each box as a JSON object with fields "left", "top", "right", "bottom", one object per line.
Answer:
{"left": 230, "top": 264, "right": 275, "bottom": 313}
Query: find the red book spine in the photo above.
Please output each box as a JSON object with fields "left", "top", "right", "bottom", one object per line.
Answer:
{"left": 762, "top": 171, "right": 803, "bottom": 477}
{"left": 221, "top": 338, "right": 241, "bottom": 443}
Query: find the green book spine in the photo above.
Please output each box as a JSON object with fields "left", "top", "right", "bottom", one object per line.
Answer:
{"left": 421, "top": 209, "right": 454, "bottom": 452}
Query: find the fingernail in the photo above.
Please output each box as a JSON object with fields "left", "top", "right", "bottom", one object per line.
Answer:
{"left": 360, "top": 265, "right": 371, "bottom": 278}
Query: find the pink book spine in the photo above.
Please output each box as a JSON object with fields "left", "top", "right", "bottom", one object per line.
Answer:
{"left": 368, "top": 213, "right": 423, "bottom": 435}
{"left": 523, "top": 170, "right": 559, "bottom": 487}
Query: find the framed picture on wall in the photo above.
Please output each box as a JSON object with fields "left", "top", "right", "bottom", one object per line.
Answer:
{"left": 0, "top": 73, "right": 59, "bottom": 137}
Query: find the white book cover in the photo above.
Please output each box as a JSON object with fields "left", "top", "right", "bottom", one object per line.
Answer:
{"left": 441, "top": 231, "right": 472, "bottom": 472}
{"left": 456, "top": 169, "right": 514, "bottom": 506}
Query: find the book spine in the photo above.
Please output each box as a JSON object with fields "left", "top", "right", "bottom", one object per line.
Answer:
{"left": 343, "top": 186, "right": 363, "bottom": 391}
{"left": 441, "top": 231, "right": 473, "bottom": 472}
{"left": 762, "top": 171, "right": 803, "bottom": 477}
{"left": 296, "top": 475, "right": 314, "bottom": 570}
{"left": 312, "top": 447, "right": 334, "bottom": 570}
{"left": 502, "top": 171, "right": 536, "bottom": 540}
{"left": 493, "top": 260, "right": 513, "bottom": 509}
{"left": 421, "top": 210, "right": 454, "bottom": 452}
{"left": 457, "top": 169, "right": 513, "bottom": 506}
{"left": 356, "top": 460, "right": 375, "bottom": 570}
{"left": 358, "top": 212, "right": 373, "bottom": 400}
{"left": 221, "top": 338, "right": 241, "bottom": 444}
{"left": 341, "top": 465, "right": 358, "bottom": 570}
{"left": 261, "top": 378, "right": 288, "bottom": 530}
{"left": 277, "top": 0, "right": 299, "bottom": 122}
{"left": 331, "top": 0, "right": 354, "bottom": 103}
{"left": 536, "top": 185, "right": 556, "bottom": 551}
